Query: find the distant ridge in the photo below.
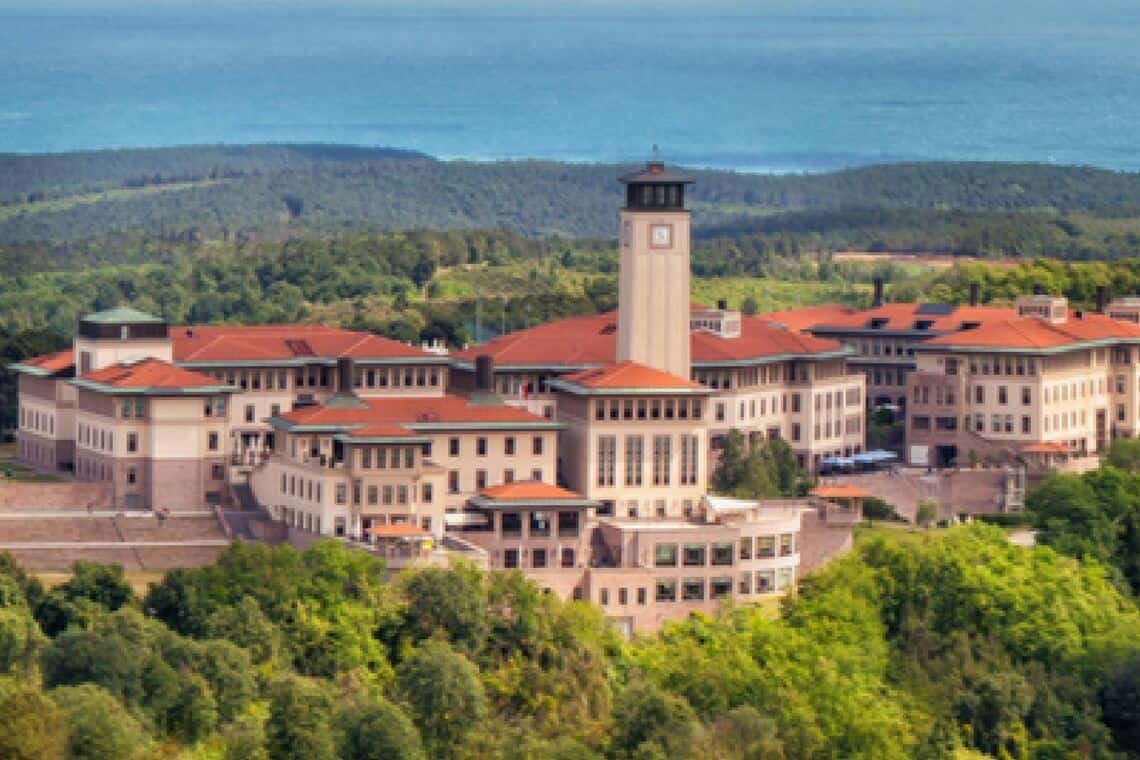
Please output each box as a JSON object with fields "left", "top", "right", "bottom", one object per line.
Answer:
{"left": 3, "top": 144, "right": 1140, "bottom": 244}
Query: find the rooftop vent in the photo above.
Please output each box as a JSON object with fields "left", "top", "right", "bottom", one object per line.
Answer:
{"left": 285, "top": 339, "right": 314, "bottom": 356}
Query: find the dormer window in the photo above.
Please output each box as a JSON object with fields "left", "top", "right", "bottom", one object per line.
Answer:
{"left": 914, "top": 320, "right": 934, "bottom": 331}
{"left": 960, "top": 321, "right": 981, "bottom": 331}
{"left": 869, "top": 318, "right": 889, "bottom": 329}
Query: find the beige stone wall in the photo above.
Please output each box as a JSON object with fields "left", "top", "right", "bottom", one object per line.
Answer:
{"left": 0, "top": 481, "right": 113, "bottom": 511}
{"left": 73, "top": 336, "right": 173, "bottom": 373}
{"left": 617, "top": 209, "right": 691, "bottom": 378}
{"left": 559, "top": 395, "right": 707, "bottom": 518}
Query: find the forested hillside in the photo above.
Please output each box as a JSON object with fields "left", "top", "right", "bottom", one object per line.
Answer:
{"left": 0, "top": 525, "right": 1137, "bottom": 759}
{"left": 4, "top": 145, "right": 1140, "bottom": 245}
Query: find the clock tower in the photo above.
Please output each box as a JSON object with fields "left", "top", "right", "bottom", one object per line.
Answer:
{"left": 616, "top": 160, "right": 694, "bottom": 379}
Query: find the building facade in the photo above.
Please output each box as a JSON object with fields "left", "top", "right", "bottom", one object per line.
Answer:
{"left": 904, "top": 294, "right": 1140, "bottom": 468}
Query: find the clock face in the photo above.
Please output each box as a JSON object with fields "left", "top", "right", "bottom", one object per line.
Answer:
{"left": 650, "top": 224, "right": 672, "bottom": 248}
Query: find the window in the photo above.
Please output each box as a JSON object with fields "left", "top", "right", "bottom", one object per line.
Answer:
{"left": 683, "top": 544, "right": 706, "bottom": 567}
{"left": 780, "top": 534, "right": 795, "bottom": 556}
{"left": 532, "top": 549, "right": 547, "bottom": 568}
{"left": 529, "top": 511, "right": 551, "bottom": 537}
{"left": 476, "top": 437, "right": 488, "bottom": 456}
{"left": 557, "top": 511, "right": 579, "bottom": 538}
{"left": 422, "top": 483, "right": 433, "bottom": 503}
{"left": 121, "top": 399, "right": 133, "bottom": 418}
{"left": 335, "top": 484, "right": 347, "bottom": 505}
{"left": 624, "top": 435, "right": 643, "bottom": 486}
{"left": 532, "top": 436, "right": 544, "bottom": 455}
{"left": 1022, "top": 387, "right": 1032, "bottom": 405}
{"left": 561, "top": 548, "right": 575, "bottom": 568}
{"left": 245, "top": 404, "right": 256, "bottom": 423}
{"left": 367, "top": 486, "right": 379, "bottom": 505}
{"left": 710, "top": 577, "right": 733, "bottom": 599}
{"left": 127, "top": 467, "right": 137, "bottom": 485}
{"left": 503, "top": 468, "right": 515, "bottom": 483}
{"left": 211, "top": 464, "right": 225, "bottom": 480}
{"left": 501, "top": 512, "right": 522, "bottom": 537}
{"left": 791, "top": 423, "right": 801, "bottom": 442}
{"left": 133, "top": 398, "right": 145, "bottom": 418}
{"left": 739, "top": 537, "right": 753, "bottom": 560}
{"left": 637, "top": 587, "right": 647, "bottom": 605}
{"left": 975, "top": 386, "right": 985, "bottom": 404}
{"left": 655, "top": 543, "right": 678, "bottom": 567}
{"left": 680, "top": 434, "right": 699, "bottom": 486}
{"left": 476, "top": 470, "right": 487, "bottom": 490}
{"left": 448, "top": 471, "right": 460, "bottom": 494}
{"left": 207, "top": 432, "right": 219, "bottom": 451}
{"left": 755, "top": 536, "right": 775, "bottom": 558}
{"left": 504, "top": 436, "right": 516, "bottom": 455}
{"left": 739, "top": 573, "right": 753, "bottom": 595}
{"left": 681, "top": 578, "right": 705, "bottom": 601}
{"left": 652, "top": 435, "right": 671, "bottom": 486}
{"left": 756, "top": 570, "right": 775, "bottom": 593}
{"left": 599, "top": 588, "right": 609, "bottom": 605}
{"left": 449, "top": 437, "right": 460, "bottom": 457}
{"left": 711, "top": 543, "right": 734, "bottom": 566}
{"left": 998, "top": 386, "right": 1008, "bottom": 405}
{"left": 127, "top": 433, "right": 138, "bottom": 453}
{"left": 504, "top": 549, "right": 520, "bottom": 569}
{"left": 1022, "top": 416, "right": 1032, "bottom": 434}
{"left": 655, "top": 579, "right": 677, "bottom": 602}
{"left": 596, "top": 435, "right": 616, "bottom": 487}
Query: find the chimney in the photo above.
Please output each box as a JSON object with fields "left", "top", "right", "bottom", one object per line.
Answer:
{"left": 969, "top": 282, "right": 980, "bottom": 307}
{"left": 1033, "top": 283, "right": 1045, "bottom": 296}
{"left": 336, "top": 357, "right": 355, "bottom": 393}
{"left": 716, "top": 298, "right": 728, "bottom": 311}
{"left": 872, "top": 277, "right": 884, "bottom": 308}
{"left": 475, "top": 354, "right": 494, "bottom": 392}
{"left": 1096, "top": 285, "right": 1108, "bottom": 313}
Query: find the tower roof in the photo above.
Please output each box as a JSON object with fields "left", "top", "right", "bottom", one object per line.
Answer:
{"left": 80, "top": 306, "right": 166, "bottom": 325}
{"left": 617, "top": 161, "right": 695, "bottom": 184}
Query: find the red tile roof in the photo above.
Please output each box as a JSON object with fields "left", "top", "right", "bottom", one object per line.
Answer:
{"left": 561, "top": 361, "right": 703, "bottom": 390}
{"left": 1022, "top": 442, "right": 1073, "bottom": 453}
{"left": 19, "top": 349, "right": 75, "bottom": 374}
{"left": 478, "top": 481, "right": 587, "bottom": 501}
{"left": 810, "top": 485, "right": 874, "bottom": 499}
{"left": 343, "top": 425, "right": 422, "bottom": 439}
{"left": 760, "top": 304, "right": 858, "bottom": 332}
{"left": 367, "top": 523, "right": 431, "bottom": 538}
{"left": 691, "top": 315, "right": 844, "bottom": 362}
{"left": 172, "top": 324, "right": 431, "bottom": 363}
{"left": 77, "top": 358, "right": 229, "bottom": 391}
{"left": 812, "top": 303, "right": 1012, "bottom": 333}
{"left": 454, "top": 310, "right": 846, "bottom": 369}
{"left": 924, "top": 312, "right": 1140, "bottom": 350}
{"left": 279, "top": 395, "right": 553, "bottom": 428}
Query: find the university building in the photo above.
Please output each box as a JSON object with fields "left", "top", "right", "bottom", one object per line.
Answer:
{"left": 13, "top": 160, "right": 874, "bottom": 630}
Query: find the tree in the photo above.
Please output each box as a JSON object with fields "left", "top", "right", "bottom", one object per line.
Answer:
{"left": 610, "top": 680, "right": 699, "bottom": 760}
{"left": 401, "top": 565, "right": 488, "bottom": 654}
{"left": 0, "top": 679, "right": 67, "bottom": 760}
{"left": 51, "top": 683, "right": 149, "bottom": 760}
{"left": 916, "top": 501, "right": 939, "bottom": 528}
{"left": 397, "top": 639, "right": 487, "bottom": 758}
{"left": 1101, "top": 653, "right": 1140, "bottom": 754}
{"left": 338, "top": 697, "right": 426, "bottom": 760}
{"left": 1027, "top": 473, "right": 1116, "bottom": 562}
{"left": 265, "top": 675, "right": 336, "bottom": 760}
{"left": 1105, "top": 438, "right": 1140, "bottom": 472}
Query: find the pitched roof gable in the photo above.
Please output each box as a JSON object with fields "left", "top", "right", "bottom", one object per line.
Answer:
{"left": 172, "top": 324, "right": 433, "bottom": 363}
{"left": 73, "top": 358, "right": 233, "bottom": 394}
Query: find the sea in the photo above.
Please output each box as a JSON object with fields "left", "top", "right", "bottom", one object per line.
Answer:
{"left": 2, "top": 0, "right": 1140, "bottom": 172}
